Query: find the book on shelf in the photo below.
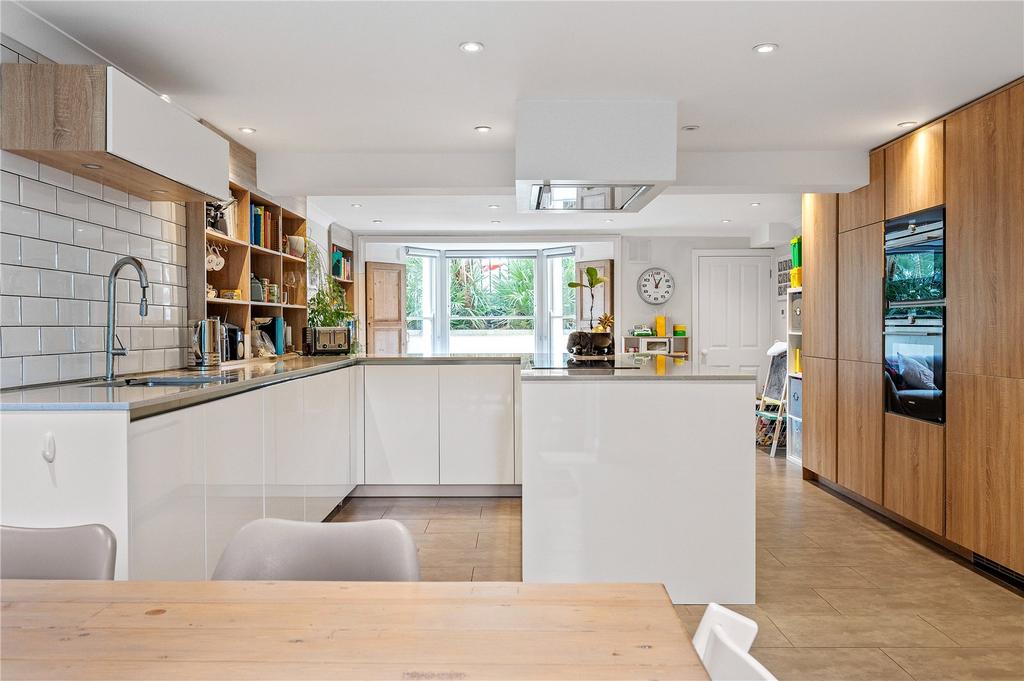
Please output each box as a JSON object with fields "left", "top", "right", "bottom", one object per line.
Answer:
{"left": 250, "top": 205, "right": 275, "bottom": 249}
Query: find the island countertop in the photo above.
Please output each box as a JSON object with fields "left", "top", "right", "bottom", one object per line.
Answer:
{"left": 522, "top": 353, "right": 756, "bottom": 381}
{"left": 0, "top": 353, "right": 522, "bottom": 419}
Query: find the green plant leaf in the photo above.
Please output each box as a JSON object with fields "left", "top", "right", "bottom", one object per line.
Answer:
{"left": 567, "top": 281, "right": 583, "bottom": 288}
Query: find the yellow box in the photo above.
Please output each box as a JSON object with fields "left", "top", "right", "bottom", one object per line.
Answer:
{"left": 790, "top": 266, "right": 802, "bottom": 288}
{"left": 655, "top": 315, "right": 667, "bottom": 337}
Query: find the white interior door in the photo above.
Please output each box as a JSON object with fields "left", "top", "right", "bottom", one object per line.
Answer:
{"left": 695, "top": 255, "right": 772, "bottom": 381}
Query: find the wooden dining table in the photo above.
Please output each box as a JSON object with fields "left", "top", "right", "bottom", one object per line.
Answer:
{"left": 0, "top": 579, "right": 709, "bottom": 680}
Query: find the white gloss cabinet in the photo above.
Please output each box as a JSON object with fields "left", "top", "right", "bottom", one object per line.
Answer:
{"left": 439, "top": 365, "right": 515, "bottom": 484}
{"left": 263, "top": 380, "right": 306, "bottom": 521}
{"left": 303, "top": 369, "right": 352, "bottom": 520}
{"left": 364, "top": 365, "right": 440, "bottom": 484}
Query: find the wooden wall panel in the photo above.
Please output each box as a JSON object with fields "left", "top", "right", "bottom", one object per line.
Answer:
{"left": 837, "top": 360, "right": 884, "bottom": 504}
{"left": 947, "top": 82, "right": 1024, "bottom": 379}
{"left": 838, "top": 222, "right": 884, "bottom": 363}
{"left": 884, "top": 413, "right": 945, "bottom": 535}
{"left": 801, "top": 193, "right": 838, "bottom": 359}
{"left": 946, "top": 372, "right": 1024, "bottom": 573}
{"left": 885, "top": 121, "right": 944, "bottom": 219}
{"left": 1, "top": 64, "right": 105, "bottom": 151}
{"left": 839, "top": 149, "right": 884, "bottom": 232}
{"left": 803, "top": 356, "right": 837, "bottom": 482}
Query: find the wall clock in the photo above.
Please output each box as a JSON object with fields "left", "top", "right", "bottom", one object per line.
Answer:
{"left": 637, "top": 267, "right": 675, "bottom": 304}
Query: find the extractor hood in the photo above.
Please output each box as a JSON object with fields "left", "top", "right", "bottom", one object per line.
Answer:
{"left": 515, "top": 99, "right": 677, "bottom": 213}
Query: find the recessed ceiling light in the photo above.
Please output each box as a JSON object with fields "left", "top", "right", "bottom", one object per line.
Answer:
{"left": 371, "top": 219, "right": 383, "bottom": 224}
{"left": 474, "top": 125, "right": 492, "bottom": 133}
{"left": 752, "top": 43, "right": 779, "bottom": 54}
{"left": 488, "top": 204, "right": 501, "bottom": 209}
{"left": 159, "top": 94, "right": 172, "bottom": 103}
{"left": 238, "top": 127, "right": 256, "bottom": 134}
{"left": 602, "top": 218, "right": 614, "bottom": 223}
{"left": 896, "top": 121, "right": 918, "bottom": 129}
{"left": 459, "top": 41, "right": 484, "bottom": 53}
{"left": 152, "top": 189, "right": 168, "bottom": 195}
{"left": 681, "top": 124, "right": 701, "bottom": 132}
{"left": 490, "top": 220, "right": 502, "bottom": 224}
{"left": 350, "top": 203, "right": 362, "bottom": 208}
{"left": 81, "top": 163, "right": 102, "bottom": 170}
{"left": 721, "top": 219, "right": 732, "bottom": 223}
{"left": 750, "top": 202, "right": 761, "bottom": 207}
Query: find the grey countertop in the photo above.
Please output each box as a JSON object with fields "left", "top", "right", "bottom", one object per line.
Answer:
{"left": 521, "top": 353, "right": 756, "bottom": 382}
{"left": 0, "top": 353, "right": 522, "bottom": 419}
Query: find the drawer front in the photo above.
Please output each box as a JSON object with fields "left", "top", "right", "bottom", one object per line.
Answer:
{"left": 789, "top": 377, "right": 803, "bottom": 419}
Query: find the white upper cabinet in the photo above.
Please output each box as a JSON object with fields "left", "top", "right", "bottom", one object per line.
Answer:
{"left": 439, "top": 365, "right": 515, "bottom": 484}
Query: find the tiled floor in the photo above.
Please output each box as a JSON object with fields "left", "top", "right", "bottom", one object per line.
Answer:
{"left": 331, "top": 455, "right": 1023, "bottom": 681}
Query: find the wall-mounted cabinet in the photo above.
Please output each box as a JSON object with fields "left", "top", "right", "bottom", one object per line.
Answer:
{"left": 837, "top": 360, "right": 883, "bottom": 504}
{"left": 839, "top": 149, "right": 885, "bottom": 232}
{"left": 801, "top": 193, "right": 838, "bottom": 359}
{"left": 884, "top": 413, "right": 944, "bottom": 535}
{"left": 802, "top": 356, "right": 837, "bottom": 481}
{"left": 885, "top": 121, "right": 944, "bottom": 219}
{"left": 838, "top": 222, "right": 884, "bottom": 363}
{"left": 1, "top": 64, "right": 229, "bottom": 202}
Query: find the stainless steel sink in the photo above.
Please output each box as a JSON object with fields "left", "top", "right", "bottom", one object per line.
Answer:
{"left": 79, "top": 376, "right": 229, "bottom": 388}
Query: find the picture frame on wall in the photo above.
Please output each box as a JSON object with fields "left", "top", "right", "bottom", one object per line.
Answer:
{"left": 776, "top": 256, "right": 792, "bottom": 300}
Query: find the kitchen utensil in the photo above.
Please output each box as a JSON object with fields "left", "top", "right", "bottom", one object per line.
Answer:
{"left": 188, "top": 318, "right": 222, "bottom": 369}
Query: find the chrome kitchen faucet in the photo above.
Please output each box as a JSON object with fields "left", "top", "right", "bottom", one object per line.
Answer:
{"left": 105, "top": 256, "right": 150, "bottom": 382}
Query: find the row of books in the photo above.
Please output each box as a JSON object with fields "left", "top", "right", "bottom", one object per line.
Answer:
{"left": 332, "top": 251, "right": 353, "bottom": 281}
{"left": 250, "top": 204, "right": 277, "bottom": 249}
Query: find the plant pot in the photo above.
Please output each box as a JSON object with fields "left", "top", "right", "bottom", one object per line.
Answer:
{"left": 566, "top": 331, "right": 614, "bottom": 356}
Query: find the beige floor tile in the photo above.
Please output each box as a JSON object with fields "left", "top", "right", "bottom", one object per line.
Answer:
{"left": 416, "top": 546, "right": 520, "bottom": 568}
{"left": 384, "top": 505, "right": 483, "bottom": 519}
{"left": 410, "top": 532, "right": 480, "bottom": 549}
{"left": 329, "top": 508, "right": 387, "bottom": 522}
{"left": 815, "top": 587, "right": 1024, "bottom": 616}
{"left": 881, "top": 647, "right": 1024, "bottom": 681}
{"left": 758, "top": 565, "right": 878, "bottom": 589}
{"left": 919, "top": 614, "right": 1024, "bottom": 648}
{"left": 768, "top": 546, "right": 905, "bottom": 568}
{"left": 754, "top": 587, "right": 842, "bottom": 616}
{"left": 769, "top": 614, "right": 958, "bottom": 648}
{"left": 472, "top": 565, "right": 522, "bottom": 581}
{"left": 425, "top": 517, "right": 520, "bottom": 534}
{"left": 476, "top": 532, "right": 523, "bottom": 550}
{"left": 754, "top": 648, "right": 913, "bottom": 681}
{"left": 681, "top": 604, "right": 793, "bottom": 648}
{"left": 391, "top": 518, "right": 429, "bottom": 534}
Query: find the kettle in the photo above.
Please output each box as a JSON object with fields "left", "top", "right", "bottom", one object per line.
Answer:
{"left": 188, "top": 318, "right": 222, "bottom": 369}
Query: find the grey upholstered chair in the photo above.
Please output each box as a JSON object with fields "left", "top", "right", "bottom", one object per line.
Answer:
{"left": 0, "top": 524, "right": 117, "bottom": 580}
{"left": 212, "top": 518, "right": 420, "bottom": 581}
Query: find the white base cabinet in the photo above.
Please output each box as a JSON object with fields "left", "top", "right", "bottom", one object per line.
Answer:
{"left": 439, "top": 365, "right": 515, "bottom": 484}
{"left": 364, "top": 365, "right": 440, "bottom": 484}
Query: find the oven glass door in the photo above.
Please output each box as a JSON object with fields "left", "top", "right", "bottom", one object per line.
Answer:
{"left": 883, "top": 307, "right": 944, "bottom": 423}
{"left": 885, "top": 236, "right": 944, "bottom": 303}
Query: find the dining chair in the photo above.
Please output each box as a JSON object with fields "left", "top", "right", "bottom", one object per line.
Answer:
{"left": 692, "top": 602, "right": 759, "bottom": 660}
{"left": 703, "top": 624, "right": 777, "bottom": 681}
{"left": 0, "top": 524, "right": 116, "bottom": 580}
{"left": 212, "top": 518, "right": 420, "bottom": 581}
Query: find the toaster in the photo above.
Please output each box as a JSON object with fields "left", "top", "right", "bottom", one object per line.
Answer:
{"left": 304, "top": 326, "right": 351, "bottom": 355}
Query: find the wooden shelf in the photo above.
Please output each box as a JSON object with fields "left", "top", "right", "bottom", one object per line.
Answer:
{"left": 205, "top": 229, "right": 249, "bottom": 247}
{"left": 282, "top": 252, "right": 305, "bottom": 263}
{"left": 333, "top": 275, "right": 354, "bottom": 284}
{"left": 250, "top": 244, "right": 283, "bottom": 257}
{"left": 251, "top": 301, "right": 282, "bottom": 308}
{"left": 207, "top": 297, "right": 249, "bottom": 306}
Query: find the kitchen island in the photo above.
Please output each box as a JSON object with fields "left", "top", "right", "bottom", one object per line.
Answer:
{"left": 521, "top": 354, "right": 756, "bottom": 604}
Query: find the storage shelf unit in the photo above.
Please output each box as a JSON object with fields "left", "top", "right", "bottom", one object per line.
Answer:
{"left": 786, "top": 286, "right": 803, "bottom": 464}
{"left": 621, "top": 335, "right": 689, "bottom": 356}
{"left": 187, "top": 182, "right": 308, "bottom": 358}
{"left": 330, "top": 244, "right": 356, "bottom": 308}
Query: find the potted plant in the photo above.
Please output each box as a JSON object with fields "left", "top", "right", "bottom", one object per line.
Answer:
{"left": 566, "top": 266, "right": 614, "bottom": 355}
{"left": 304, "top": 239, "right": 357, "bottom": 353}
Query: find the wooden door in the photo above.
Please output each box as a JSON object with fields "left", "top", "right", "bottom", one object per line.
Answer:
{"left": 802, "top": 193, "right": 838, "bottom": 359}
{"left": 946, "top": 372, "right": 1024, "bottom": 573}
{"left": 885, "top": 121, "right": 944, "bottom": 219}
{"left": 575, "top": 259, "right": 613, "bottom": 331}
{"left": 837, "top": 360, "right": 884, "bottom": 504}
{"left": 365, "top": 261, "right": 406, "bottom": 355}
{"left": 803, "top": 356, "right": 837, "bottom": 481}
{"left": 947, "top": 82, "right": 1024, "bottom": 379}
{"left": 838, "top": 222, "right": 884, "bottom": 363}
{"left": 839, "top": 149, "right": 885, "bottom": 232}
{"left": 884, "top": 413, "right": 945, "bottom": 535}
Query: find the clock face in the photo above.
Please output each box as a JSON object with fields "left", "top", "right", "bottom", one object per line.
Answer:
{"left": 637, "top": 267, "right": 674, "bottom": 304}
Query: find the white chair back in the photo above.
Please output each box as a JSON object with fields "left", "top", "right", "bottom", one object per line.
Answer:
{"left": 1, "top": 524, "right": 116, "bottom": 580}
{"left": 703, "top": 624, "right": 777, "bottom": 681}
{"left": 692, "top": 603, "right": 759, "bottom": 660}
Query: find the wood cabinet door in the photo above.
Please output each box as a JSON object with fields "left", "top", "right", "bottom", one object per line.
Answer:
{"left": 946, "top": 372, "right": 1024, "bottom": 574}
{"left": 803, "top": 356, "right": 837, "bottom": 481}
{"left": 365, "top": 261, "right": 406, "bottom": 355}
{"left": 947, "top": 83, "right": 1024, "bottom": 379}
{"left": 885, "top": 121, "right": 944, "bottom": 219}
{"left": 802, "top": 193, "right": 838, "bottom": 359}
{"left": 837, "top": 360, "right": 884, "bottom": 504}
{"left": 839, "top": 149, "right": 884, "bottom": 232}
{"left": 838, "top": 223, "right": 884, "bottom": 363}
{"left": 884, "top": 413, "right": 945, "bottom": 535}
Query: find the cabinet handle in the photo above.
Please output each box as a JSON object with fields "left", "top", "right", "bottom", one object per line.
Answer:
{"left": 41, "top": 432, "right": 56, "bottom": 464}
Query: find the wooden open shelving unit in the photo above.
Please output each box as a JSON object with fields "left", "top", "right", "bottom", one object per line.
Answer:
{"left": 330, "top": 243, "right": 355, "bottom": 309}
{"left": 187, "top": 182, "right": 308, "bottom": 358}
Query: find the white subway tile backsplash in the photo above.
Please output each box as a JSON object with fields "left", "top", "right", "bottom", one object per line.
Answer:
{"left": 1, "top": 295, "right": 21, "bottom": 325}
{"left": 150, "top": 202, "right": 173, "bottom": 221}
{"left": 161, "top": 220, "right": 179, "bottom": 243}
{"left": 171, "top": 203, "right": 186, "bottom": 227}
{"left": 71, "top": 273, "right": 103, "bottom": 300}
{"left": 88, "top": 199, "right": 116, "bottom": 227}
{"left": 73, "top": 221, "right": 104, "bottom": 249}
{"left": 39, "top": 212, "right": 74, "bottom": 243}
{"left": 89, "top": 249, "right": 115, "bottom": 276}
{"left": 74, "top": 326, "right": 104, "bottom": 352}
{"left": 90, "top": 352, "right": 106, "bottom": 378}
{"left": 153, "top": 326, "right": 178, "bottom": 348}
{"left": 1, "top": 233, "right": 20, "bottom": 264}
{"left": 102, "top": 186, "right": 129, "bottom": 208}
{"left": 142, "top": 348, "right": 166, "bottom": 371}
{"left": 1, "top": 202, "right": 40, "bottom": 237}
{"left": 164, "top": 347, "right": 184, "bottom": 368}
{"left": 130, "top": 327, "right": 154, "bottom": 349}
{"left": 128, "top": 234, "right": 152, "bottom": 259}
{"left": 19, "top": 177, "right": 57, "bottom": 212}
{"left": 2, "top": 326, "right": 41, "bottom": 356}
{"left": 1, "top": 356, "right": 23, "bottom": 387}
{"left": 151, "top": 240, "right": 172, "bottom": 263}
{"left": 58, "top": 352, "right": 91, "bottom": 381}
{"left": 58, "top": 299, "right": 90, "bottom": 325}
{"left": 140, "top": 214, "right": 163, "bottom": 239}
{"left": 38, "top": 164, "right": 73, "bottom": 190}
{"left": 115, "top": 206, "right": 141, "bottom": 233}
{"left": 19, "top": 237, "right": 57, "bottom": 269}
{"left": 172, "top": 245, "right": 187, "bottom": 266}
{"left": 128, "top": 195, "right": 151, "bottom": 214}
{"left": 2, "top": 265, "right": 40, "bottom": 296}
{"left": 72, "top": 175, "right": 102, "bottom": 199}
{"left": 1, "top": 152, "right": 38, "bottom": 179}
{"left": 102, "top": 227, "right": 129, "bottom": 255}
{"left": 22, "top": 354, "right": 58, "bottom": 384}
{"left": 2, "top": 171, "right": 19, "bottom": 201}
{"left": 40, "top": 326, "right": 73, "bottom": 353}
{"left": 116, "top": 350, "right": 142, "bottom": 374}
{"left": 20, "top": 297, "right": 57, "bottom": 325}
{"left": 117, "top": 301, "right": 142, "bottom": 326}
{"left": 56, "top": 189, "right": 89, "bottom": 220}
{"left": 39, "top": 269, "right": 73, "bottom": 298}
{"left": 57, "top": 243, "right": 90, "bottom": 273}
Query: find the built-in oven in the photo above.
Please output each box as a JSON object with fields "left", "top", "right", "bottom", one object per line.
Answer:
{"left": 884, "top": 305, "right": 944, "bottom": 423}
{"left": 885, "top": 206, "right": 944, "bottom": 306}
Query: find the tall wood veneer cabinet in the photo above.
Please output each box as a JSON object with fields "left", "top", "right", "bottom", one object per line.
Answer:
{"left": 837, "top": 360, "right": 883, "bottom": 504}
{"left": 884, "top": 413, "right": 944, "bottom": 535}
{"left": 801, "top": 193, "right": 838, "bottom": 359}
{"left": 838, "top": 223, "right": 884, "bottom": 363}
{"left": 802, "top": 356, "right": 837, "bottom": 481}
{"left": 838, "top": 150, "right": 885, "bottom": 232}
{"left": 885, "top": 121, "right": 945, "bottom": 219}
{"left": 946, "top": 372, "right": 1024, "bottom": 574}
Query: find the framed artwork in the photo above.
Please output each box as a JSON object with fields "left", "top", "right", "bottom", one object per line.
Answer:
{"left": 776, "top": 256, "right": 792, "bottom": 300}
